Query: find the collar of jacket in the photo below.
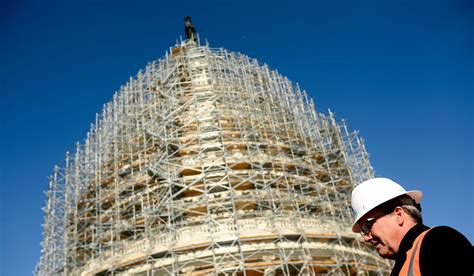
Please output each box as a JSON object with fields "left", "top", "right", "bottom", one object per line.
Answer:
{"left": 391, "top": 223, "right": 430, "bottom": 275}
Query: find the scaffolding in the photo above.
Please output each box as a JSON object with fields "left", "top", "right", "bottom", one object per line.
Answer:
{"left": 36, "top": 40, "right": 391, "bottom": 275}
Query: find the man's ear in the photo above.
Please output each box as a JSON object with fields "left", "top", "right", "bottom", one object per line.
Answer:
{"left": 393, "top": 206, "right": 404, "bottom": 226}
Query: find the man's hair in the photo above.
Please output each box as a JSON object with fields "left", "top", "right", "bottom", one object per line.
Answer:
{"left": 380, "top": 195, "right": 423, "bottom": 223}
{"left": 400, "top": 204, "right": 422, "bottom": 223}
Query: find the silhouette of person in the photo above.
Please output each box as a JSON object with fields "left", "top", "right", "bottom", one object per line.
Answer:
{"left": 184, "top": 16, "right": 197, "bottom": 42}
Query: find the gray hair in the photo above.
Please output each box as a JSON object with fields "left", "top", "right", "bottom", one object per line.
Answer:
{"left": 400, "top": 204, "right": 423, "bottom": 223}
{"left": 380, "top": 195, "right": 423, "bottom": 224}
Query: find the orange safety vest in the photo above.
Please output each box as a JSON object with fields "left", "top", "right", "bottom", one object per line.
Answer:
{"left": 399, "top": 228, "right": 433, "bottom": 276}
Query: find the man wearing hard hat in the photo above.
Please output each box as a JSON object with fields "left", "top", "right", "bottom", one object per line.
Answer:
{"left": 351, "top": 178, "right": 472, "bottom": 275}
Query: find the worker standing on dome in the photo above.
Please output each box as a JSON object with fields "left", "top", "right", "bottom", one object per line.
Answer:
{"left": 351, "top": 178, "right": 473, "bottom": 275}
{"left": 184, "top": 16, "right": 197, "bottom": 43}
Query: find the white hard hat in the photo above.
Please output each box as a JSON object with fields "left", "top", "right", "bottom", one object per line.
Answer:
{"left": 351, "top": 178, "right": 422, "bottom": 233}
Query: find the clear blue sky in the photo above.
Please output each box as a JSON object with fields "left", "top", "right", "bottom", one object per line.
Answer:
{"left": 1, "top": 0, "right": 472, "bottom": 275}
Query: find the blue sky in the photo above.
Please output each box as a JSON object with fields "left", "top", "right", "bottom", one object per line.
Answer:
{"left": 1, "top": 0, "right": 472, "bottom": 275}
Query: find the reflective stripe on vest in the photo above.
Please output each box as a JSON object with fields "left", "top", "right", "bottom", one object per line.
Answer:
{"left": 399, "top": 228, "right": 433, "bottom": 276}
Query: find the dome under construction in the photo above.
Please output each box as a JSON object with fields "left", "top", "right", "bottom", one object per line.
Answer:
{"left": 36, "top": 39, "right": 391, "bottom": 275}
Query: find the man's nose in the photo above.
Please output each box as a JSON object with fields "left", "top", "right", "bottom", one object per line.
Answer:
{"left": 362, "top": 232, "right": 372, "bottom": 242}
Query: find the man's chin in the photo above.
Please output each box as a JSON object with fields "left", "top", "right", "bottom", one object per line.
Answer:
{"left": 377, "top": 249, "right": 396, "bottom": 260}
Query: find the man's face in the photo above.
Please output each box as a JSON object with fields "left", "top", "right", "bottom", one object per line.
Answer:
{"left": 360, "top": 209, "right": 400, "bottom": 259}
{"left": 185, "top": 21, "right": 191, "bottom": 27}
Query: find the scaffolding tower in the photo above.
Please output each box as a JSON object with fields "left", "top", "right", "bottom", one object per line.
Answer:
{"left": 36, "top": 40, "right": 391, "bottom": 275}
